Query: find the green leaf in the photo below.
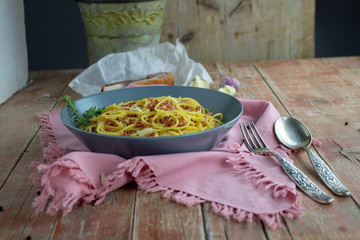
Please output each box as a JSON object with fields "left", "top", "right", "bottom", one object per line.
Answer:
{"left": 62, "top": 95, "right": 104, "bottom": 127}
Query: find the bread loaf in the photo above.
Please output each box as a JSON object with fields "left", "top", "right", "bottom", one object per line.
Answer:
{"left": 101, "top": 72, "right": 174, "bottom": 92}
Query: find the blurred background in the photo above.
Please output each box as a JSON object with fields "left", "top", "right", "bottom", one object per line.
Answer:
{"left": 24, "top": 0, "right": 360, "bottom": 71}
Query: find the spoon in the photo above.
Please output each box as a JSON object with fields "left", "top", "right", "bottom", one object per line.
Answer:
{"left": 274, "top": 116, "right": 350, "bottom": 196}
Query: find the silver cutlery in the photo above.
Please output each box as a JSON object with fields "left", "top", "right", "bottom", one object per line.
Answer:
{"left": 274, "top": 116, "right": 350, "bottom": 196}
{"left": 240, "top": 122, "right": 333, "bottom": 204}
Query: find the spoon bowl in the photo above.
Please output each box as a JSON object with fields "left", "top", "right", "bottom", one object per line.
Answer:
{"left": 274, "top": 117, "right": 312, "bottom": 149}
{"left": 274, "top": 116, "right": 350, "bottom": 196}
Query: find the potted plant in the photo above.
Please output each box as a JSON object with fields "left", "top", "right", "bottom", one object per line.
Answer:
{"left": 75, "top": 0, "right": 167, "bottom": 64}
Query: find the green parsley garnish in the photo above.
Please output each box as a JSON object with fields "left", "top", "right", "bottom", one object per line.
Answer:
{"left": 62, "top": 95, "right": 104, "bottom": 128}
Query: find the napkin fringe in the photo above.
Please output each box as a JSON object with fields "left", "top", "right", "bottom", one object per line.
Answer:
{"left": 38, "top": 113, "right": 68, "bottom": 161}
{"left": 38, "top": 113, "right": 57, "bottom": 148}
{"left": 123, "top": 158, "right": 207, "bottom": 207}
{"left": 122, "top": 157, "right": 302, "bottom": 230}
{"left": 30, "top": 158, "right": 96, "bottom": 215}
{"left": 225, "top": 151, "right": 303, "bottom": 229}
{"left": 29, "top": 150, "right": 302, "bottom": 229}
{"left": 259, "top": 195, "right": 303, "bottom": 230}
{"left": 226, "top": 152, "right": 297, "bottom": 198}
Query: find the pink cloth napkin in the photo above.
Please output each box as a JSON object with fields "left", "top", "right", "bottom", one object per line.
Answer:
{"left": 30, "top": 99, "right": 303, "bottom": 229}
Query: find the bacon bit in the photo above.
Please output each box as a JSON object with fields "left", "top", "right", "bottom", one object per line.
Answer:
{"left": 160, "top": 116, "right": 175, "bottom": 127}
{"left": 105, "top": 119, "right": 118, "bottom": 127}
{"left": 122, "top": 130, "right": 135, "bottom": 136}
{"left": 105, "top": 127, "right": 111, "bottom": 132}
{"left": 196, "top": 106, "right": 201, "bottom": 111}
{"left": 125, "top": 102, "right": 136, "bottom": 107}
{"left": 145, "top": 132, "right": 156, "bottom": 137}
{"left": 147, "top": 97, "right": 159, "bottom": 111}
{"left": 181, "top": 105, "right": 193, "bottom": 111}
{"left": 159, "top": 100, "right": 175, "bottom": 110}
{"left": 178, "top": 117, "right": 186, "bottom": 127}
{"left": 136, "top": 121, "right": 150, "bottom": 128}
{"left": 206, "top": 112, "right": 213, "bottom": 116}
{"left": 144, "top": 117, "right": 153, "bottom": 124}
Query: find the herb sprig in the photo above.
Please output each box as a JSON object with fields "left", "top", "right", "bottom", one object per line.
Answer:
{"left": 62, "top": 95, "right": 104, "bottom": 127}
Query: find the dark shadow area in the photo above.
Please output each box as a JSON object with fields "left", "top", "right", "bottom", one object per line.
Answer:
{"left": 315, "top": 0, "right": 360, "bottom": 58}
{"left": 24, "top": 1, "right": 88, "bottom": 70}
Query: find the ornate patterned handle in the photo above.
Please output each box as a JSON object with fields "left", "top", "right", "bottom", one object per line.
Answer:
{"left": 271, "top": 152, "right": 334, "bottom": 204}
{"left": 304, "top": 147, "right": 350, "bottom": 196}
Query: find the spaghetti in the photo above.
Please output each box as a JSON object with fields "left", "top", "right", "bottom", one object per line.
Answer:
{"left": 83, "top": 96, "right": 223, "bottom": 137}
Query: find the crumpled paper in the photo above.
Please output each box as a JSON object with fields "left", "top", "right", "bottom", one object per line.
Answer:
{"left": 69, "top": 40, "right": 213, "bottom": 96}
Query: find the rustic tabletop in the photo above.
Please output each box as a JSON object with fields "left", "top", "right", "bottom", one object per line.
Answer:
{"left": 1, "top": 57, "right": 360, "bottom": 239}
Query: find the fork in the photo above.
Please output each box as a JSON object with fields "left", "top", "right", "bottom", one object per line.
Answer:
{"left": 240, "top": 122, "right": 334, "bottom": 204}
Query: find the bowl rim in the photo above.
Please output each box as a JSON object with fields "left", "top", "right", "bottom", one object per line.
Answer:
{"left": 60, "top": 86, "right": 244, "bottom": 140}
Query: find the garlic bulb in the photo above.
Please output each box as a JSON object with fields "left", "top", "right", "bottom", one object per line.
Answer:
{"left": 218, "top": 85, "right": 236, "bottom": 96}
{"left": 219, "top": 77, "right": 240, "bottom": 91}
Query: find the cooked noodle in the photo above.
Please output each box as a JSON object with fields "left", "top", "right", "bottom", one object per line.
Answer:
{"left": 83, "top": 96, "right": 223, "bottom": 137}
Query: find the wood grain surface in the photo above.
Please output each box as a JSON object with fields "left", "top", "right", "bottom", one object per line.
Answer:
{"left": 1, "top": 57, "right": 359, "bottom": 239}
{"left": 161, "top": 0, "right": 315, "bottom": 63}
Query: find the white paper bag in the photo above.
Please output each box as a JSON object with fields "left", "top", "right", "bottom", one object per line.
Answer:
{"left": 69, "top": 40, "right": 212, "bottom": 96}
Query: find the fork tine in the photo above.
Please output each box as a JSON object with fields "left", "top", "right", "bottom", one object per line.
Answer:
{"left": 250, "top": 121, "right": 268, "bottom": 148}
{"left": 246, "top": 122, "right": 263, "bottom": 148}
{"left": 239, "top": 123, "right": 253, "bottom": 150}
{"left": 243, "top": 122, "right": 259, "bottom": 148}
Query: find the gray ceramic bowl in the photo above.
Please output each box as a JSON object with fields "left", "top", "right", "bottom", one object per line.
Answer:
{"left": 60, "top": 86, "right": 243, "bottom": 158}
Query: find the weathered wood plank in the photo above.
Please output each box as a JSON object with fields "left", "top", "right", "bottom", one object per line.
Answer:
{"left": 0, "top": 70, "right": 82, "bottom": 187}
{"left": 201, "top": 202, "right": 268, "bottom": 240}
{"left": 253, "top": 57, "right": 360, "bottom": 239}
{"left": 0, "top": 70, "right": 80, "bottom": 239}
{"left": 49, "top": 184, "right": 136, "bottom": 240}
{"left": 322, "top": 57, "right": 360, "bottom": 90}
{"left": 161, "top": 0, "right": 315, "bottom": 63}
{"left": 132, "top": 191, "right": 205, "bottom": 240}
{"left": 0, "top": 136, "right": 57, "bottom": 240}
{"left": 280, "top": 197, "right": 360, "bottom": 240}
{"left": 214, "top": 61, "right": 289, "bottom": 113}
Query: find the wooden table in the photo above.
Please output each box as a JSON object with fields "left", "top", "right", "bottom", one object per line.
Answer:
{"left": 1, "top": 57, "right": 360, "bottom": 239}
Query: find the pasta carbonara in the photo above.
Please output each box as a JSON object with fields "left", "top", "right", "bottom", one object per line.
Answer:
{"left": 83, "top": 96, "right": 223, "bottom": 137}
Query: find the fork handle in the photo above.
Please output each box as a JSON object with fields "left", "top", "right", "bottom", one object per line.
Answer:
{"left": 270, "top": 152, "right": 334, "bottom": 204}
{"left": 303, "top": 147, "right": 350, "bottom": 196}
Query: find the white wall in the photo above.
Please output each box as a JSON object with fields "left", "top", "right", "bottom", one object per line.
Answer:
{"left": 0, "top": 0, "right": 28, "bottom": 105}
